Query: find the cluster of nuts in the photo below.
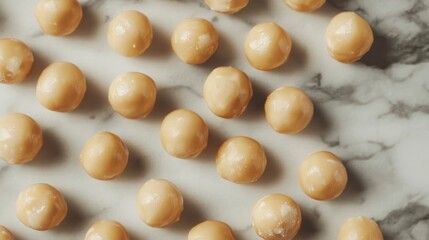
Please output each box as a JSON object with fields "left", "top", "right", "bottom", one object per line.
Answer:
{"left": 0, "top": 0, "right": 382, "bottom": 239}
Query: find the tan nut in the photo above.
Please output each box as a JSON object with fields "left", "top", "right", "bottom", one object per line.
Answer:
{"left": 205, "top": 0, "right": 249, "bottom": 14}
{"left": 0, "top": 38, "right": 34, "bottom": 84}
{"left": 0, "top": 225, "right": 14, "bottom": 240}
{"left": 283, "top": 0, "right": 325, "bottom": 12}
{"left": 188, "top": 220, "right": 235, "bottom": 240}
{"left": 338, "top": 216, "right": 384, "bottom": 240}
{"left": 84, "top": 220, "right": 129, "bottom": 240}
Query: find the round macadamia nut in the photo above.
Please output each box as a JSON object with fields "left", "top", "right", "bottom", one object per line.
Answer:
{"left": 265, "top": 87, "right": 314, "bottom": 134}
{"left": 299, "top": 151, "right": 348, "bottom": 200}
{"left": 171, "top": 18, "right": 219, "bottom": 64}
{"left": 0, "top": 113, "right": 43, "bottom": 164}
{"left": 160, "top": 109, "right": 208, "bottom": 159}
{"left": 204, "top": 67, "right": 253, "bottom": 119}
{"left": 205, "top": 0, "right": 249, "bottom": 14}
{"left": 85, "top": 220, "right": 129, "bottom": 240}
{"left": 36, "top": 62, "right": 86, "bottom": 112}
{"left": 188, "top": 220, "right": 235, "bottom": 240}
{"left": 109, "top": 72, "right": 157, "bottom": 119}
{"left": 108, "top": 10, "right": 153, "bottom": 57}
{"left": 34, "top": 0, "right": 83, "bottom": 36}
{"left": 137, "top": 179, "right": 183, "bottom": 228}
{"left": 252, "top": 194, "right": 301, "bottom": 240}
{"left": 244, "top": 22, "right": 292, "bottom": 71}
{"left": 216, "top": 136, "right": 266, "bottom": 184}
{"left": 283, "top": 0, "right": 325, "bottom": 12}
{"left": 0, "top": 38, "right": 34, "bottom": 84}
{"left": 325, "top": 12, "right": 374, "bottom": 63}
{"left": 0, "top": 225, "right": 14, "bottom": 240}
{"left": 338, "top": 216, "right": 384, "bottom": 240}
{"left": 16, "top": 183, "right": 67, "bottom": 231}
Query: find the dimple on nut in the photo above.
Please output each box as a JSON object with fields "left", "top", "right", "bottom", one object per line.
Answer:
{"left": 0, "top": 38, "right": 34, "bottom": 84}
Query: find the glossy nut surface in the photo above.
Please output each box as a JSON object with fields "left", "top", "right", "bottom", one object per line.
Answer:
{"left": 283, "top": 0, "right": 325, "bottom": 12}
{"left": 171, "top": 18, "right": 219, "bottom": 64}
{"left": 299, "top": 151, "right": 348, "bottom": 200}
{"left": 137, "top": 179, "right": 183, "bottom": 228}
{"left": 0, "top": 225, "right": 14, "bottom": 240}
{"left": 244, "top": 22, "right": 292, "bottom": 71}
{"left": 108, "top": 10, "right": 153, "bottom": 57}
{"left": 265, "top": 87, "right": 314, "bottom": 134}
{"left": 160, "top": 109, "right": 208, "bottom": 159}
{"left": 325, "top": 12, "right": 374, "bottom": 63}
{"left": 205, "top": 0, "right": 249, "bottom": 14}
{"left": 36, "top": 62, "right": 86, "bottom": 112}
{"left": 34, "top": 0, "right": 82, "bottom": 36}
{"left": 204, "top": 67, "right": 252, "bottom": 119}
{"left": 188, "top": 220, "right": 235, "bottom": 240}
{"left": 216, "top": 136, "right": 266, "bottom": 184}
{"left": 252, "top": 194, "right": 301, "bottom": 240}
{"left": 0, "top": 38, "right": 34, "bottom": 84}
{"left": 338, "top": 216, "right": 384, "bottom": 240}
{"left": 0, "top": 113, "right": 43, "bottom": 164}
{"left": 80, "top": 131, "right": 129, "bottom": 180}
{"left": 109, "top": 72, "right": 157, "bottom": 119}
{"left": 16, "top": 183, "right": 67, "bottom": 231}
{"left": 84, "top": 220, "right": 129, "bottom": 240}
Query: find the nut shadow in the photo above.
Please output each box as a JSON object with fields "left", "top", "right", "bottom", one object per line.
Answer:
{"left": 167, "top": 194, "right": 206, "bottom": 234}
{"left": 360, "top": 30, "right": 391, "bottom": 69}
{"left": 203, "top": 30, "right": 236, "bottom": 70}
{"left": 239, "top": 80, "right": 268, "bottom": 122}
{"left": 334, "top": 163, "right": 366, "bottom": 204}
{"left": 54, "top": 193, "right": 88, "bottom": 233}
{"left": 144, "top": 87, "right": 179, "bottom": 122}
{"left": 300, "top": 103, "right": 332, "bottom": 138}
{"left": 75, "top": 76, "right": 109, "bottom": 115}
{"left": 24, "top": 50, "right": 51, "bottom": 85}
{"left": 235, "top": 0, "right": 270, "bottom": 21}
{"left": 296, "top": 206, "right": 321, "bottom": 238}
{"left": 119, "top": 142, "right": 147, "bottom": 181}
{"left": 253, "top": 146, "right": 283, "bottom": 186}
{"left": 272, "top": 37, "right": 308, "bottom": 75}
{"left": 71, "top": 5, "right": 100, "bottom": 39}
{"left": 143, "top": 23, "right": 172, "bottom": 60}
{"left": 29, "top": 129, "right": 65, "bottom": 167}
{"left": 198, "top": 124, "right": 226, "bottom": 163}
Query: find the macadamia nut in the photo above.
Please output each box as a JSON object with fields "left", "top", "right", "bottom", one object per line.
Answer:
{"left": 205, "top": 0, "right": 249, "bottom": 14}
{"left": 338, "top": 216, "right": 384, "bottom": 240}
{"left": 171, "top": 18, "right": 219, "bottom": 64}
{"left": 137, "top": 179, "right": 183, "bottom": 228}
{"left": 0, "top": 113, "right": 43, "bottom": 164}
{"left": 0, "top": 38, "right": 34, "bottom": 84}
{"left": 16, "top": 183, "right": 67, "bottom": 231}
{"left": 34, "top": 0, "right": 83, "bottom": 36}
{"left": 283, "top": 0, "right": 325, "bottom": 12}
{"left": 0, "top": 225, "right": 14, "bottom": 240}
{"left": 160, "top": 109, "right": 208, "bottom": 159}
{"left": 244, "top": 22, "right": 292, "bottom": 70}
{"left": 325, "top": 12, "right": 374, "bottom": 63}
{"left": 216, "top": 136, "right": 266, "bottom": 184}
{"left": 265, "top": 87, "right": 314, "bottom": 134}
{"left": 85, "top": 220, "right": 129, "bottom": 240}
{"left": 188, "top": 220, "right": 235, "bottom": 240}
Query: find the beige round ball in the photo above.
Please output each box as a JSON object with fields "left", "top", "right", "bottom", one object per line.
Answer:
{"left": 325, "top": 12, "right": 374, "bottom": 63}
{"left": 338, "top": 216, "right": 384, "bottom": 240}
{"left": 171, "top": 18, "right": 219, "bottom": 64}
{"left": 283, "top": 0, "right": 325, "bottom": 12}
{"left": 244, "top": 22, "right": 292, "bottom": 71}
{"left": 0, "top": 113, "right": 43, "bottom": 164}
{"left": 85, "top": 220, "right": 129, "bottom": 240}
{"left": 0, "top": 38, "right": 34, "bottom": 84}
{"left": 252, "top": 193, "right": 301, "bottom": 240}
{"left": 160, "top": 109, "right": 208, "bottom": 159}
{"left": 0, "top": 225, "right": 14, "bottom": 240}
{"left": 188, "top": 220, "right": 235, "bottom": 240}
{"left": 36, "top": 62, "right": 86, "bottom": 112}
{"left": 299, "top": 151, "right": 348, "bottom": 200}
{"left": 205, "top": 0, "right": 249, "bottom": 14}
{"left": 216, "top": 136, "right": 266, "bottom": 184}
{"left": 137, "top": 179, "right": 183, "bottom": 228}
{"left": 16, "top": 183, "right": 67, "bottom": 231}
{"left": 265, "top": 87, "right": 314, "bottom": 134}
{"left": 80, "top": 131, "right": 129, "bottom": 180}
{"left": 108, "top": 10, "right": 153, "bottom": 57}
{"left": 34, "top": 0, "right": 83, "bottom": 36}
{"left": 109, "top": 72, "right": 157, "bottom": 119}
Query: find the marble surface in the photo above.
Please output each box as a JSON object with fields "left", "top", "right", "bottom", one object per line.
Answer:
{"left": 0, "top": 0, "right": 429, "bottom": 239}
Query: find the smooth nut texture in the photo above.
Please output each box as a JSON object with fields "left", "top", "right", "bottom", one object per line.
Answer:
{"left": 80, "top": 131, "right": 129, "bottom": 180}
{"left": 188, "top": 220, "right": 235, "bottom": 240}
{"left": 216, "top": 136, "right": 266, "bottom": 184}
{"left": 338, "top": 216, "right": 384, "bottom": 240}
{"left": 171, "top": 18, "right": 219, "bottom": 64}
{"left": 36, "top": 62, "right": 86, "bottom": 112}
{"left": 0, "top": 38, "right": 34, "bottom": 84}
{"left": 109, "top": 72, "right": 157, "bottom": 119}
{"left": 137, "top": 179, "right": 183, "bottom": 228}
{"left": 205, "top": 0, "right": 249, "bottom": 14}
{"left": 108, "top": 10, "right": 153, "bottom": 57}
{"left": 265, "top": 87, "right": 314, "bottom": 134}
{"left": 0, "top": 113, "right": 43, "bottom": 164}
{"left": 160, "top": 109, "right": 208, "bottom": 159}
{"left": 325, "top": 12, "right": 374, "bottom": 63}
{"left": 85, "top": 220, "right": 129, "bottom": 240}
{"left": 283, "top": 0, "right": 325, "bottom": 12}
{"left": 0, "top": 225, "right": 14, "bottom": 240}
{"left": 16, "top": 183, "right": 67, "bottom": 231}
{"left": 204, "top": 67, "right": 253, "bottom": 119}
{"left": 34, "top": 0, "right": 83, "bottom": 36}
{"left": 299, "top": 151, "right": 348, "bottom": 200}
{"left": 252, "top": 194, "right": 301, "bottom": 240}
{"left": 244, "top": 22, "right": 292, "bottom": 71}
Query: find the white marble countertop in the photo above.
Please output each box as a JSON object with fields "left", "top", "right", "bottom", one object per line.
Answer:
{"left": 1, "top": 0, "right": 429, "bottom": 239}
